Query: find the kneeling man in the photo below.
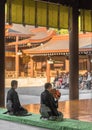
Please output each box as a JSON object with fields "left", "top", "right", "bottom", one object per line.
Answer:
{"left": 40, "top": 82, "right": 63, "bottom": 121}
{"left": 6, "top": 80, "right": 28, "bottom": 116}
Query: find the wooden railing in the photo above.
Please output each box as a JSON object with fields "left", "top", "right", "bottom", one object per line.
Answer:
{"left": 5, "top": 71, "right": 16, "bottom": 78}
{"left": 5, "top": 71, "right": 27, "bottom": 78}
{"left": 34, "top": 71, "right": 45, "bottom": 77}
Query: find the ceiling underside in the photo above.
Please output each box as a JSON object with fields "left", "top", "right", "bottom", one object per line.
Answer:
{"left": 39, "top": 0, "right": 92, "bottom": 10}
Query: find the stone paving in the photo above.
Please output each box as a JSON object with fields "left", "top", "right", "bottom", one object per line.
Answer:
{"left": 0, "top": 120, "right": 49, "bottom": 130}
{"left": 5, "top": 86, "right": 92, "bottom": 105}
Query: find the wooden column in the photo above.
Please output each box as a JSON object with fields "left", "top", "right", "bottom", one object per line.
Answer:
{"left": 46, "top": 61, "right": 50, "bottom": 82}
{"left": 30, "top": 57, "right": 34, "bottom": 77}
{"left": 0, "top": 0, "right": 5, "bottom": 107}
{"left": 15, "top": 36, "right": 19, "bottom": 78}
{"left": 87, "top": 55, "right": 91, "bottom": 72}
{"left": 65, "top": 59, "right": 69, "bottom": 72}
{"left": 69, "top": 7, "right": 79, "bottom": 100}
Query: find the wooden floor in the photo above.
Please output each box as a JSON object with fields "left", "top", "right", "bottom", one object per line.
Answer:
{"left": 24, "top": 99, "right": 92, "bottom": 122}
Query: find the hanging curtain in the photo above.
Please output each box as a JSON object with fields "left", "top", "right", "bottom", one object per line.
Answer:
{"left": 59, "top": 5, "right": 69, "bottom": 29}
{"left": 37, "top": 2, "right": 47, "bottom": 27}
{"left": 48, "top": 3, "right": 58, "bottom": 28}
{"left": 7, "top": 0, "right": 92, "bottom": 31}
{"left": 7, "top": 0, "right": 69, "bottom": 29}
{"left": 80, "top": 10, "right": 92, "bottom": 32}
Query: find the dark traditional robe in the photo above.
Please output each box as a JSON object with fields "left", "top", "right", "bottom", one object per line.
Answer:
{"left": 40, "top": 89, "right": 59, "bottom": 117}
{"left": 6, "top": 88, "right": 27, "bottom": 115}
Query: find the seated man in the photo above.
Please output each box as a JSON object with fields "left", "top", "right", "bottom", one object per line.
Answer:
{"left": 40, "top": 82, "right": 63, "bottom": 121}
{"left": 6, "top": 80, "right": 28, "bottom": 116}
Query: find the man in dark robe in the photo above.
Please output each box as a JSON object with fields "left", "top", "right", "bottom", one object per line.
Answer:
{"left": 6, "top": 80, "right": 28, "bottom": 116}
{"left": 40, "top": 82, "right": 63, "bottom": 120}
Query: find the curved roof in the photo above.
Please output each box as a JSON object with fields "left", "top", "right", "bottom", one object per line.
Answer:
{"left": 5, "top": 24, "right": 92, "bottom": 55}
{"left": 31, "top": 27, "right": 55, "bottom": 40}
{"left": 7, "top": 27, "right": 56, "bottom": 46}
{"left": 5, "top": 24, "right": 34, "bottom": 37}
{"left": 23, "top": 33, "right": 92, "bottom": 55}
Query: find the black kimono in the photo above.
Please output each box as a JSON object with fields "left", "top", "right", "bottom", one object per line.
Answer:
{"left": 6, "top": 88, "right": 27, "bottom": 115}
{"left": 40, "top": 89, "right": 59, "bottom": 117}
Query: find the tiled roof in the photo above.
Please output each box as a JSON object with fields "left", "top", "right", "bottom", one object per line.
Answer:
{"left": 10, "top": 24, "right": 34, "bottom": 34}
{"left": 7, "top": 28, "right": 56, "bottom": 46}
{"left": 23, "top": 33, "right": 92, "bottom": 54}
{"left": 31, "top": 27, "right": 56, "bottom": 40}
{"left": 6, "top": 24, "right": 92, "bottom": 54}
{"left": 5, "top": 24, "right": 34, "bottom": 37}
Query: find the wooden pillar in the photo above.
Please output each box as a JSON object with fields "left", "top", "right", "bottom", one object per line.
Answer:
{"left": 30, "top": 57, "right": 34, "bottom": 77}
{"left": 46, "top": 60, "right": 50, "bottom": 82}
{"left": 15, "top": 36, "right": 19, "bottom": 78}
{"left": 87, "top": 55, "right": 91, "bottom": 72}
{"left": 91, "top": 59, "right": 92, "bottom": 71}
{"left": 69, "top": 7, "right": 79, "bottom": 100}
{"left": 0, "top": 0, "right": 5, "bottom": 107}
{"left": 65, "top": 59, "right": 69, "bottom": 72}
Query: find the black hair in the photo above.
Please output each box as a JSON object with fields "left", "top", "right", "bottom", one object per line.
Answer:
{"left": 11, "top": 80, "right": 18, "bottom": 87}
{"left": 44, "top": 82, "right": 52, "bottom": 90}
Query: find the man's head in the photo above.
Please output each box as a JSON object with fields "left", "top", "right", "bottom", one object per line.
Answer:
{"left": 44, "top": 82, "right": 52, "bottom": 91}
{"left": 11, "top": 80, "right": 18, "bottom": 89}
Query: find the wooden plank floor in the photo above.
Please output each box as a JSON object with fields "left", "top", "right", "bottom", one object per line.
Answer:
{"left": 24, "top": 99, "right": 92, "bottom": 122}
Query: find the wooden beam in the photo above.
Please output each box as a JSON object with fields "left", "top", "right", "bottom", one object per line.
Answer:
{"left": 0, "top": 0, "right": 6, "bottom": 107}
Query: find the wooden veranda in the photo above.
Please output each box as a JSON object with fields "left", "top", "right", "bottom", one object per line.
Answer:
{"left": 0, "top": 0, "right": 92, "bottom": 107}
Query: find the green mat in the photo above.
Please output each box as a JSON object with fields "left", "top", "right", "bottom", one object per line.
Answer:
{"left": 0, "top": 108, "right": 92, "bottom": 130}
